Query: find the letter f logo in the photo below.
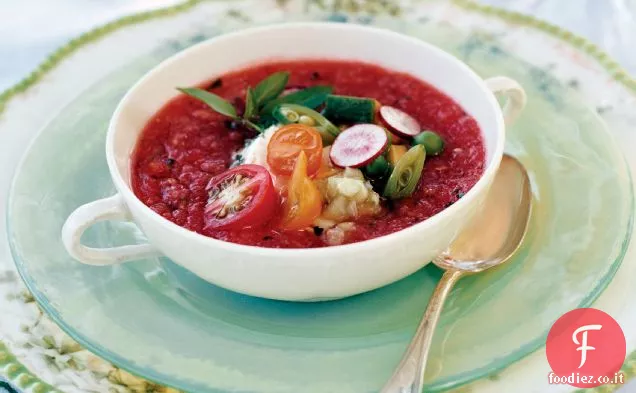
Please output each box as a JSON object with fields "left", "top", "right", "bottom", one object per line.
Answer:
{"left": 572, "top": 324, "right": 602, "bottom": 368}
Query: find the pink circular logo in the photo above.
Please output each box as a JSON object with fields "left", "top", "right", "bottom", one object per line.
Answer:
{"left": 546, "top": 308, "right": 626, "bottom": 388}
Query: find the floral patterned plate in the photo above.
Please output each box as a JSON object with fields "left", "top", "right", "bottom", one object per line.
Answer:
{"left": 1, "top": 1, "right": 636, "bottom": 393}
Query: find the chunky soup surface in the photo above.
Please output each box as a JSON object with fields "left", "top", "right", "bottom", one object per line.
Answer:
{"left": 132, "top": 60, "right": 485, "bottom": 248}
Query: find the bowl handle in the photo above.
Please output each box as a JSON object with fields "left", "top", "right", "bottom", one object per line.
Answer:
{"left": 485, "top": 76, "right": 527, "bottom": 127}
{"left": 62, "top": 194, "right": 160, "bottom": 265}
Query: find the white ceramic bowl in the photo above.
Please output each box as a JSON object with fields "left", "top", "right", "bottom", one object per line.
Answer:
{"left": 62, "top": 22, "right": 526, "bottom": 301}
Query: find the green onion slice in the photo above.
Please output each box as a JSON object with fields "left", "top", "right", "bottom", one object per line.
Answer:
{"left": 272, "top": 103, "right": 339, "bottom": 144}
{"left": 383, "top": 145, "right": 426, "bottom": 199}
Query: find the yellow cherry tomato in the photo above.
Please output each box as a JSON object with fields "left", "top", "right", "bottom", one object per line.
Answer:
{"left": 281, "top": 151, "right": 323, "bottom": 230}
{"left": 388, "top": 144, "right": 408, "bottom": 166}
{"left": 315, "top": 146, "right": 342, "bottom": 179}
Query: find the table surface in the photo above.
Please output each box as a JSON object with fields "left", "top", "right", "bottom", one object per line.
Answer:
{"left": 1, "top": 0, "right": 635, "bottom": 392}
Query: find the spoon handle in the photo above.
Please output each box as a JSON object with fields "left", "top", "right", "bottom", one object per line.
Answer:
{"left": 381, "top": 269, "right": 465, "bottom": 393}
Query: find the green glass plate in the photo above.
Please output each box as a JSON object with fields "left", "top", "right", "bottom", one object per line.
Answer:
{"left": 6, "top": 9, "right": 633, "bottom": 393}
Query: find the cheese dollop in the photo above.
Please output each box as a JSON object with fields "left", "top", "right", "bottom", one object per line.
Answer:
{"left": 238, "top": 125, "right": 280, "bottom": 168}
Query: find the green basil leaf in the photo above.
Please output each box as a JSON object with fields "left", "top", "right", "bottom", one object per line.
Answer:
{"left": 252, "top": 71, "right": 290, "bottom": 107}
{"left": 261, "top": 85, "right": 333, "bottom": 115}
{"left": 244, "top": 87, "right": 257, "bottom": 119}
{"left": 177, "top": 87, "right": 237, "bottom": 118}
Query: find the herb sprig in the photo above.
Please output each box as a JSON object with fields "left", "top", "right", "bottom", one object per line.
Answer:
{"left": 177, "top": 71, "right": 332, "bottom": 133}
{"left": 252, "top": 71, "right": 289, "bottom": 106}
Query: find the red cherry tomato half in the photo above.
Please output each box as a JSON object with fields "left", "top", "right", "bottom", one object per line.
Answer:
{"left": 203, "top": 165, "right": 278, "bottom": 230}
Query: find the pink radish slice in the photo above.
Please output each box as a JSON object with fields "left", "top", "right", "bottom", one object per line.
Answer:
{"left": 379, "top": 106, "right": 421, "bottom": 138}
{"left": 330, "top": 124, "right": 389, "bottom": 168}
{"left": 281, "top": 85, "right": 307, "bottom": 96}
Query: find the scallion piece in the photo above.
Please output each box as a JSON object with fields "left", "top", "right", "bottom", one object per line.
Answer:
{"left": 383, "top": 145, "right": 426, "bottom": 199}
{"left": 272, "top": 104, "right": 339, "bottom": 144}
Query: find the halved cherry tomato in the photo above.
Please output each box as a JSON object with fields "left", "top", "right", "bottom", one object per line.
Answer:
{"left": 267, "top": 124, "right": 323, "bottom": 177}
{"left": 281, "top": 152, "right": 323, "bottom": 231}
{"left": 204, "top": 165, "right": 278, "bottom": 230}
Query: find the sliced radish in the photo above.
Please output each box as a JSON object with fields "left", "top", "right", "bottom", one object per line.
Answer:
{"left": 379, "top": 106, "right": 421, "bottom": 138}
{"left": 281, "top": 85, "right": 307, "bottom": 97}
{"left": 330, "top": 124, "right": 389, "bottom": 168}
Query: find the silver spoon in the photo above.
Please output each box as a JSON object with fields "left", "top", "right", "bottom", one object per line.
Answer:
{"left": 381, "top": 154, "right": 532, "bottom": 393}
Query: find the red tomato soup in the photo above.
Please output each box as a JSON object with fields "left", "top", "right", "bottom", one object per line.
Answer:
{"left": 132, "top": 60, "right": 486, "bottom": 248}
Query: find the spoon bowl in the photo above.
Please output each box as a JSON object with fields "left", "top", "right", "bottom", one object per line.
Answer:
{"left": 433, "top": 154, "right": 532, "bottom": 273}
{"left": 382, "top": 154, "right": 532, "bottom": 393}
